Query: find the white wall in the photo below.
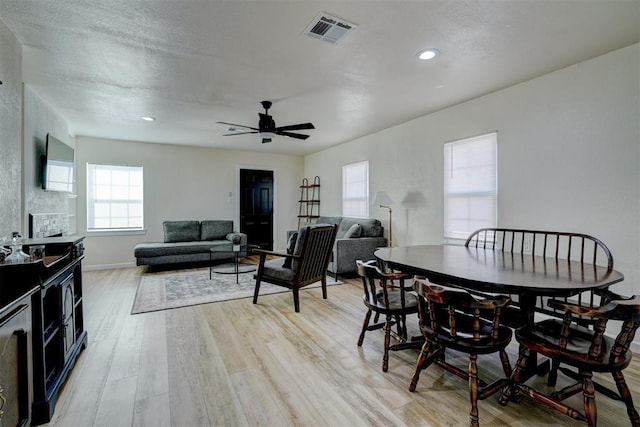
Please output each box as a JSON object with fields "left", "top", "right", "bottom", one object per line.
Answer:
{"left": 0, "top": 18, "right": 72, "bottom": 239}
{"left": 0, "top": 18, "right": 22, "bottom": 237}
{"left": 22, "top": 85, "right": 74, "bottom": 234}
{"left": 305, "top": 44, "right": 640, "bottom": 295}
{"left": 76, "top": 136, "right": 304, "bottom": 268}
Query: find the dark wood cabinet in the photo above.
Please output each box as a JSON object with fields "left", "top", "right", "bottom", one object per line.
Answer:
{"left": 0, "top": 293, "right": 34, "bottom": 427}
{"left": 29, "top": 238, "right": 87, "bottom": 425}
{"left": 0, "top": 236, "right": 87, "bottom": 426}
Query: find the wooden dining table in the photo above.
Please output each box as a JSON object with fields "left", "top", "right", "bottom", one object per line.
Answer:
{"left": 374, "top": 244, "right": 624, "bottom": 304}
{"left": 374, "top": 244, "right": 626, "bottom": 377}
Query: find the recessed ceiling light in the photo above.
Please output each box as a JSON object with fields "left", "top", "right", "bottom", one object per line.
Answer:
{"left": 140, "top": 116, "right": 156, "bottom": 122}
{"left": 417, "top": 48, "right": 440, "bottom": 61}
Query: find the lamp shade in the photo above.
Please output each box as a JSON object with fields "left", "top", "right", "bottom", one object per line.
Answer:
{"left": 372, "top": 190, "right": 394, "bottom": 207}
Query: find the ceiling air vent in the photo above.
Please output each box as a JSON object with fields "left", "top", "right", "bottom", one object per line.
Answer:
{"left": 303, "top": 12, "right": 357, "bottom": 45}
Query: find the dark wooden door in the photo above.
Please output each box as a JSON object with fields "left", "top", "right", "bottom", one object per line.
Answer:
{"left": 240, "top": 169, "right": 273, "bottom": 250}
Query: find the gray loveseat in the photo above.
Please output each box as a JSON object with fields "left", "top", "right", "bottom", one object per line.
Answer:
{"left": 289, "top": 216, "right": 387, "bottom": 278}
{"left": 134, "top": 220, "right": 247, "bottom": 268}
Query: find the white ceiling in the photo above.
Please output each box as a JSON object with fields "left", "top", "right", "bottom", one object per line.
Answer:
{"left": 1, "top": 1, "right": 639, "bottom": 155}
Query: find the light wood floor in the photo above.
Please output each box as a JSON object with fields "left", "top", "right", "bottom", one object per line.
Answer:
{"left": 44, "top": 266, "right": 639, "bottom": 426}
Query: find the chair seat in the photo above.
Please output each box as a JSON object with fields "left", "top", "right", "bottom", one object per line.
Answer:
{"left": 363, "top": 290, "right": 418, "bottom": 314}
{"left": 423, "top": 309, "right": 512, "bottom": 354}
{"left": 259, "top": 258, "right": 295, "bottom": 282}
{"left": 516, "top": 319, "right": 633, "bottom": 372}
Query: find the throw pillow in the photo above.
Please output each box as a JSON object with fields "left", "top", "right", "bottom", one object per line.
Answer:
{"left": 343, "top": 223, "right": 361, "bottom": 238}
{"left": 282, "top": 231, "right": 298, "bottom": 269}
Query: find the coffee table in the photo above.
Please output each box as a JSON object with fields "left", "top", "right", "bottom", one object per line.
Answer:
{"left": 209, "top": 244, "right": 260, "bottom": 284}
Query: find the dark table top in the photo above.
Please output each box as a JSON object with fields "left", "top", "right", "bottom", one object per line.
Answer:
{"left": 374, "top": 245, "right": 624, "bottom": 297}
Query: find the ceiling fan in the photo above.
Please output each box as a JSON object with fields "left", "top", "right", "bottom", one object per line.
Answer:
{"left": 217, "top": 101, "right": 315, "bottom": 143}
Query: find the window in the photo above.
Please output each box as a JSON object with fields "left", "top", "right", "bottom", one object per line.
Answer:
{"left": 342, "top": 161, "right": 369, "bottom": 218}
{"left": 444, "top": 132, "right": 497, "bottom": 240}
{"left": 87, "top": 163, "right": 144, "bottom": 231}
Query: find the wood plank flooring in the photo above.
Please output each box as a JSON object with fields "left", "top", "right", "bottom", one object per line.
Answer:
{"left": 45, "top": 267, "right": 640, "bottom": 426}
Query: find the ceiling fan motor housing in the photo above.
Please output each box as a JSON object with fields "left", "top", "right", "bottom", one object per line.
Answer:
{"left": 259, "top": 113, "right": 276, "bottom": 132}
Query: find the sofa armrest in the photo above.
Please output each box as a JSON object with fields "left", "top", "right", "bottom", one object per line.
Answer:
{"left": 226, "top": 232, "right": 247, "bottom": 245}
{"left": 330, "top": 237, "right": 388, "bottom": 274}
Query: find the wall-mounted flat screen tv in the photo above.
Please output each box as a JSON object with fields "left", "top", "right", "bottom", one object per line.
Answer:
{"left": 42, "top": 133, "right": 75, "bottom": 193}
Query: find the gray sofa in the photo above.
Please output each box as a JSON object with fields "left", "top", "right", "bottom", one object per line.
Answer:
{"left": 289, "top": 216, "right": 387, "bottom": 278}
{"left": 134, "top": 220, "right": 247, "bottom": 268}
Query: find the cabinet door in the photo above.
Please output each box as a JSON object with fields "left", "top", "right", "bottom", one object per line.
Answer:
{"left": 61, "top": 279, "right": 75, "bottom": 361}
{"left": 0, "top": 303, "right": 31, "bottom": 427}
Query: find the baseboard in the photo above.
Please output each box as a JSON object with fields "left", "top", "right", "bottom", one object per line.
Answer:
{"left": 83, "top": 262, "right": 137, "bottom": 271}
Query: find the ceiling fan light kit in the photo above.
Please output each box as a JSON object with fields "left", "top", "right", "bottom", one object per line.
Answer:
{"left": 218, "top": 100, "right": 315, "bottom": 144}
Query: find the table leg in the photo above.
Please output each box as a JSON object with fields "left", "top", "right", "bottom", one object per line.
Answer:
{"left": 235, "top": 251, "right": 239, "bottom": 284}
{"left": 518, "top": 293, "right": 540, "bottom": 381}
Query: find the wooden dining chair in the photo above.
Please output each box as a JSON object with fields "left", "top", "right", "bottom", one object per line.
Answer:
{"left": 410, "top": 277, "right": 513, "bottom": 427}
{"left": 252, "top": 223, "right": 337, "bottom": 312}
{"left": 500, "top": 289, "right": 640, "bottom": 427}
{"left": 355, "top": 260, "right": 419, "bottom": 372}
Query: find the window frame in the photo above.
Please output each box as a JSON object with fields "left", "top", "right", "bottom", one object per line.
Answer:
{"left": 342, "top": 160, "right": 369, "bottom": 219}
{"left": 86, "top": 163, "right": 144, "bottom": 233}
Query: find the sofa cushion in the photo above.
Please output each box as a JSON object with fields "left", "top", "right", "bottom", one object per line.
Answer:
{"left": 201, "top": 220, "right": 233, "bottom": 241}
{"left": 343, "top": 223, "right": 361, "bottom": 238}
{"left": 163, "top": 221, "right": 200, "bottom": 243}
{"left": 358, "top": 218, "right": 383, "bottom": 237}
{"left": 291, "top": 225, "right": 308, "bottom": 272}
{"left": 316, "top": 216, "right": 343, "bottom": 226}
{"left": 135, "top": 240, "right": 231, "bottom": 257}
{"left": 337, "top": 217, "right": 362, "bottom": 238}
{"left": 282, "top": 231, "right": 298, "bottom": 269}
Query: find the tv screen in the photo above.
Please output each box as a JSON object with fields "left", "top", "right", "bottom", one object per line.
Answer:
{"left": 42, "top": 133, "right": 74, "bottom": 193}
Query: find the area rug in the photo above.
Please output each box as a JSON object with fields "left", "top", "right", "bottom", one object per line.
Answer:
{"left": 131, "top": 266, "right": 342, "bottom": 314}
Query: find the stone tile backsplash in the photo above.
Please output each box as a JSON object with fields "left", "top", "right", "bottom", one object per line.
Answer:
{"left": 29, "top": 213, "right": 69, "bottom": 238}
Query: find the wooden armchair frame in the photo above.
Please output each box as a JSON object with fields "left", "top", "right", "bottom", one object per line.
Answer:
{"left": 500, "top": 289, "right": 640, "bottom": 426}
{"left": 252, "top": 224, "right": 337, "bottom": 312}
{"left": 410, "top": 277, "right": 513, "bottom": 427}
{"left": 355, "top": 260, "right": 419, "bottom": 372}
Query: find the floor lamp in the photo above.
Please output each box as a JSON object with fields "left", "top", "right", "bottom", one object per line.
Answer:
{"left": 373, "top": 191, "right": 394, "bottom": 247}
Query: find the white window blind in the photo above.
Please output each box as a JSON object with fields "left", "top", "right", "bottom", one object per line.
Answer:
{"left": 87, "top": 163, "right": 144, "bottom": 231}
{"left": 444, "top": 132, "right": 497, "bottom": 240}
{"left": 342, "top": 161, "right": 369, "bottom": 218}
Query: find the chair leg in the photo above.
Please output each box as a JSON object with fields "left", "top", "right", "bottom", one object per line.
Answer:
{"left": 321, "top": 276, "right": 328, "bottom": 299}
{"left": 293, "top": 288, "right": 300, "bottom": 313}
{"left": 410, "top": 341, "right": 438, "bottom": 392}
{"left": 612, "top": 370, "right": 640, "bottom": 426}
{"left": 499, "top": 346, "right": 530, "bottom": 405}
{"left": 382, "top": 315, "right": 392, "bottom": 372}
{"left": 548, "top": 358, "right": 560, "bottom": 386}
{"left": 253, "top": 278, "right": 262, "bottom": 304}
{"left": 581, "top": 371, "right": 597, "bottom": 427}
{"left": 469, "top": 353, "right": 480, "bottom": 427}
{"left": 358, "top": 309, "right": 372, "bottom": 346}
{"left": 499, "top": 349, "right": 512, "bottom": 377}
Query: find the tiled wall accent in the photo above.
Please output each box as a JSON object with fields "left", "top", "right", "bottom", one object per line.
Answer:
{"left": 29, "top": 213, "right": 69, "bottom": 238}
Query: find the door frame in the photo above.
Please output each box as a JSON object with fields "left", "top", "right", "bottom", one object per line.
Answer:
{"left": 236, "top": 165, "right": 279, "bottom": 249}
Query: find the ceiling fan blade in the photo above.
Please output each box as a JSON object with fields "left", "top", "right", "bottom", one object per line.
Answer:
{"left": 222, "top": 131, "right": 258, "bottom": 136}
{"left": 276, "top": 131, "right": 310, "bottom": 140}
{"left": 275, "top": 123, "right": 315, "bottom": 132}
{"left": 216, "top": 121, "right": 258, "bottom": 131}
